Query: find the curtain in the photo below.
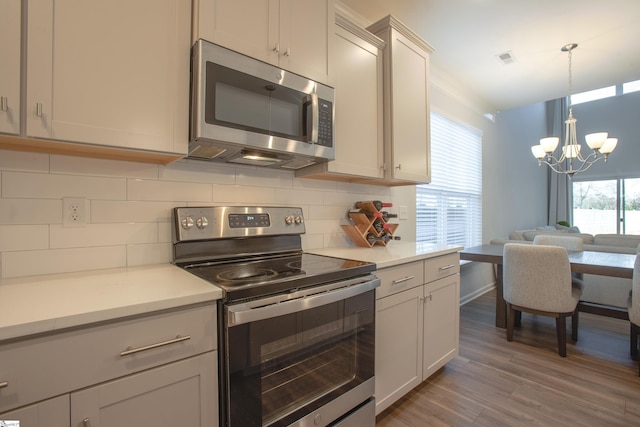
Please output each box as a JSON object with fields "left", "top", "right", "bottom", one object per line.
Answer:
{"left": 546, "top": 98, "right": 572, "bottom": 225}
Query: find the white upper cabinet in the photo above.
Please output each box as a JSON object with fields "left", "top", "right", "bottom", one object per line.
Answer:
{"left": 24, "top": 0, "right": 190, "bottom": 157}
{"left": 194, "top": 0, "right": 333, "bottom": 85}
{"left": 296, "top": 13, "right": 384, "bottom": 181}
{"left": 0, "top": 0, "right": 21, "bottom": 135}
{"left": 368, "top": 15, "right": 433, "bottom": 184}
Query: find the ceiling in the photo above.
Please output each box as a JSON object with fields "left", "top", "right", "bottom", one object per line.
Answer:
{"left": 340, "top": 0, "right": 640, "bottom": 113}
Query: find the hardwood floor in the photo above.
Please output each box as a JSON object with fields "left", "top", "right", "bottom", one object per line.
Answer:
{"left": 376, "top": 290, "right": 640, "bottom": 426}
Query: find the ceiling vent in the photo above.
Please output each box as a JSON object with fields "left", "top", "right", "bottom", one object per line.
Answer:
{"left": 496, "top": 50, "right": 516, "bottom": 65}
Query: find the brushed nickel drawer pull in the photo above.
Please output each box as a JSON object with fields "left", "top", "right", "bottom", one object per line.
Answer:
{"left": 120, "top": 335, "right": 191, "bottom": 357}
{"left": 439, "top": 264, "right": 456, "bottom": 270}
{"left": 0, "top": 381, "right": 8, "bottom": 389}
{"left": 392, "top": 275, "right": 415, "bottom": 285}
{"left": 83, "top": 418, "right": 91, "bottom": 427}
{"left": 1, "top": 96, "right": 7, "bottom": 111}
{"left": 36, "top": 102, "right": 43, "bottom": 117}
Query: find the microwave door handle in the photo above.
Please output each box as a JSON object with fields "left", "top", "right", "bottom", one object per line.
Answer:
{"left": 304, "top": 93, "right": 319, "bottom": 143}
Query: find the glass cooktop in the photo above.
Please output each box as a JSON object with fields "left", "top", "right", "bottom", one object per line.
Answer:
{"left": 181, "top": 253, "right": 374, "bottom": 302}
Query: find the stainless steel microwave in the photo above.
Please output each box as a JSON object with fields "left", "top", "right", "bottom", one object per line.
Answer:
{"left": 189, "top": 39, "right": 335, "bottom": 169}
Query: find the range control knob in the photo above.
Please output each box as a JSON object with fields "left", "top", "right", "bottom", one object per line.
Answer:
{"left": 294, "top": 215, "right": 303, "bottom": 224}
{"left": 285, "top": 215, "right": 295, "bottom": 225}
{"left": 181, "top": 216, "right": 194, "bottom": 230}
{"left": 196, "top": 216, "right": 209, "bottom": 229}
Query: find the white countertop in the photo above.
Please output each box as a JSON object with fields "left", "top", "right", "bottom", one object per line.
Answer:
{"left": 0, "top": 264, "right": 222, "bottom": 341}
{"left": 308, "top": 241, "right": 463, "bottom": 269}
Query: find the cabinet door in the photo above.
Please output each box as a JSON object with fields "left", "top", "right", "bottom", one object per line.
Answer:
{"left": 374, "top": 286, "right": 423, "bottom": 415}
{"left": 0, "top": 0, "right": 21, "bottom": 135}
{"left": 328, "top": 22, "right": 383, "bottom": 178}
{"left": 279, "top": 0, "right": 333, "bottom": 85}
{"left": 0, "top": 395, "right": 69, "bottom": 427}
{"left": 194, "top": 0, "right": 277, "bottom": 65}
{"left": 71, "top": 351, "right": 218, "bottom": 427}
{"left": 26, "top": 0, "right": 190, "bottom": 155}
{"left": 423, "top": 274, "right": 460, "bottom": 380}
{"left": 388, "top": 28, "right": 431, "bottom": 183}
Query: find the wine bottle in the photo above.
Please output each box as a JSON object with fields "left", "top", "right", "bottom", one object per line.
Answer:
{"left": 355, "top": 200, "right": 393, "bottom": 211}
{"left": 380, "top": 211, "right": 398, "bottom": 222}
{"left": 366, "top": 232, "right": 392, "bottom": 245}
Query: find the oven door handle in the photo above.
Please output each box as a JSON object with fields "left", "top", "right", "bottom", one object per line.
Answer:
{"left": 227, "top": 277, "right": 380, "bottom": 326}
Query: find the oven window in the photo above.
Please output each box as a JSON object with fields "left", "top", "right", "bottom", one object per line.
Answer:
{"left": 225, "top": 290, "right": 374, "bottom": 427}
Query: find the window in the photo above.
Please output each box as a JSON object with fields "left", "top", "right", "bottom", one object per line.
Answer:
{"left": 623, "top": 79, "right": 640, "bottom": 94}
{"left": 416, "top": 112, "right": 482, "bottom": 248}
{"left": 570, "top": 86, "right": 616, "bottom": 105}
{"left": 572, "top": 178, "right": 640, "bottom": 235}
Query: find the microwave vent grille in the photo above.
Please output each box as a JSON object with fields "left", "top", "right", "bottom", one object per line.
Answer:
{"left": 189, "top": 145, "right": 227, "bottom": 159}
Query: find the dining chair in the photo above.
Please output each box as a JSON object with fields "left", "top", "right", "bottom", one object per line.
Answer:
{"left": 503, "top": 243, "right": 581, "bottom": 357}
{"left": 630, "top": 250, "right": 640, "bottom": 376}
{"left": 533, "top": 234, "right": 585, "bottom": 289}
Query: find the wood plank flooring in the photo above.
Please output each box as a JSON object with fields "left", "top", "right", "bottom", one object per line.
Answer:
{"left": 376, "top": 289, "right": 640, "bottom": 426}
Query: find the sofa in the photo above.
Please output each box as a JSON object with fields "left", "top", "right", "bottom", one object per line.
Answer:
{"left": 491, "top": 226, "right": 640, "bottom": 310}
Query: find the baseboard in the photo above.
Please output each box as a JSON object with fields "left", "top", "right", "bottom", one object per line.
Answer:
{"left": 460, "top": 283, "right": 496, "bottom": 306}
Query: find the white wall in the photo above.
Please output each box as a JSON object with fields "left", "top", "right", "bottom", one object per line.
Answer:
{"left": 0, "top": 150, "right": 403, "bottom": 279}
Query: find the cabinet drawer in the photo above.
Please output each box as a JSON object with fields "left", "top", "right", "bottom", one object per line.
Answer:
{"left": 424, "top": 253, "right": 460, "bottom": 283}
{"left": 375, "top": 261, "right": 424, "bottom": 299}
{"left": 0, "top": 303, "right": 216, "bottom": 413}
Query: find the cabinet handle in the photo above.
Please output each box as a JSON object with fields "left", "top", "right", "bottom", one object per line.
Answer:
{"left": 283, "top": 47, "right": 291, "bottom": 57}
{"left": 395, "top": 164, "right": 402, "bottom": 170}
{"left": 0, "top": 381, "right": 8, "bottom": 389}
{"left": 392, "top": 275, "right": 415, "bottom": 285}
{"left": 120, "top": 335, "right": 191, "bottom": 357}
{"left": 0, "top": 96, "right": 7, "bottom": 111}
{"left": 83, "top": 418, "right": 91, "bottom": 427}
{"left": 36, "top": 102, "right": 43, "bottom": 117}
{"left": 439, "top": 264, "right": 456, "bottom": 271}
{"left": 273, "top": 43, "right": 280, "bottom": 53}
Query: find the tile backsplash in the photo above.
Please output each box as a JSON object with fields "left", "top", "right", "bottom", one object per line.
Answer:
{"left": 0, "top": 149, "right": 393, "bottom": 279}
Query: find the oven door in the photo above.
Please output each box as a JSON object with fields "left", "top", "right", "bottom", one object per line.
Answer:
{"left": 222, "top": 276, "right": 379, "bottom": 427}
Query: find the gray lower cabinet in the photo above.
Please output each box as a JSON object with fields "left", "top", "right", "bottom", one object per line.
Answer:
{"left": 0, "top": 303, "right": 218, "bottom": 426}
{"left": 71, "top": 352, "right": 217, "bottom": 426}
{"left": 0, "top": 395, "right": 69, "bottom": 426}
{"left": 374, "top": 254, "right": 460, "bottom": 415}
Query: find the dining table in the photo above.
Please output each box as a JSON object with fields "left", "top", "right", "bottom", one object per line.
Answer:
{"left": 459, "top": 244, "right": 636, "bottom": 328}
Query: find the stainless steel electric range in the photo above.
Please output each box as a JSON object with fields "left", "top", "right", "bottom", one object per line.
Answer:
{"left": 173, "top": 206, "right": 379, "bottom": 427}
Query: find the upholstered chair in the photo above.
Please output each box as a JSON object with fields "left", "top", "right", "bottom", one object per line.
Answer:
{"left": 630, "top": 251, "right": 640, "bottom": 376}
{"left": 503, "top": 243, "right": 581, "bottom": 357}
{"left": 533, "top": 234, "right": 585, "bottom": 289}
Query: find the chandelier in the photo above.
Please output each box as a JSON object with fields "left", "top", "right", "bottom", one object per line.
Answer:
{"left": 531, "top": 43, "right": 618, "bottom": 177}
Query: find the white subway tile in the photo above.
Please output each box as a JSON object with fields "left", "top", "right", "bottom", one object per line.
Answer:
{"left": 51, "top": 155, "right": 159, "bottom": 179}
{"left": 0, "top": 198, "right": 62, "bottom": 224}
{"left": 303, "top": 219, "right": 341, "bottom": 235}
{"left": 0, "top": 225, "right": 49, "bottom": 251}
{"left": 158, "top": 221, "right": 172, "bottom": 242}
{"left": 2, "top": 246, "right": 126, "bottom": 278}
{"left": 275, "top": 188, "right": 324, "bottom": 205}
{"left": 50, "top": 223, "right": 158, "bottom": 248}
{"left": 211, "top": 184, "right": 276, "bottom": 204}
{"left": 127, "top": 242, "right": 172, "bottom": 266}
{"left": 0, "top": 150, "right": 50, "bottom": 172}
{"left": 127, "top": 179, "right": 212, "bottom": 202}
{"left": 2, "top": 171, "right": 126, "bottom": 199}
{"left": 307, "top": 205, "right": 349, "bottom": 220}
{"left": 160, "top": 159, "right": 236, "bottom": 185}
{"left": 301, "top": 234, "right": 324, "bottom": 250}
{"left": 236, "top": 167, "right": 293, "bottom": 189}
{"left": 293, "top": 176, "right": 337, "bottom": 191}
{"left": 91, "top": 201, "right": 177, "bottom": 223}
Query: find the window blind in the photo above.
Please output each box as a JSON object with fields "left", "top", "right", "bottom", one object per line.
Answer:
{"left": 416, "top": 112, "right": 482, "bottom": 248}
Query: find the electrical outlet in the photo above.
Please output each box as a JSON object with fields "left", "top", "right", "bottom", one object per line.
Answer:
{"left": 398, "top": 205, "right": 409, "bottom": 220}
{"left": 63, "top": 197, "right": 87, "bottom": 227}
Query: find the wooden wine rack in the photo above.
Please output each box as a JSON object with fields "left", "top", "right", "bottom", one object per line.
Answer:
{"left": 342, "top": 202, "right": 399, "bottom": 247}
